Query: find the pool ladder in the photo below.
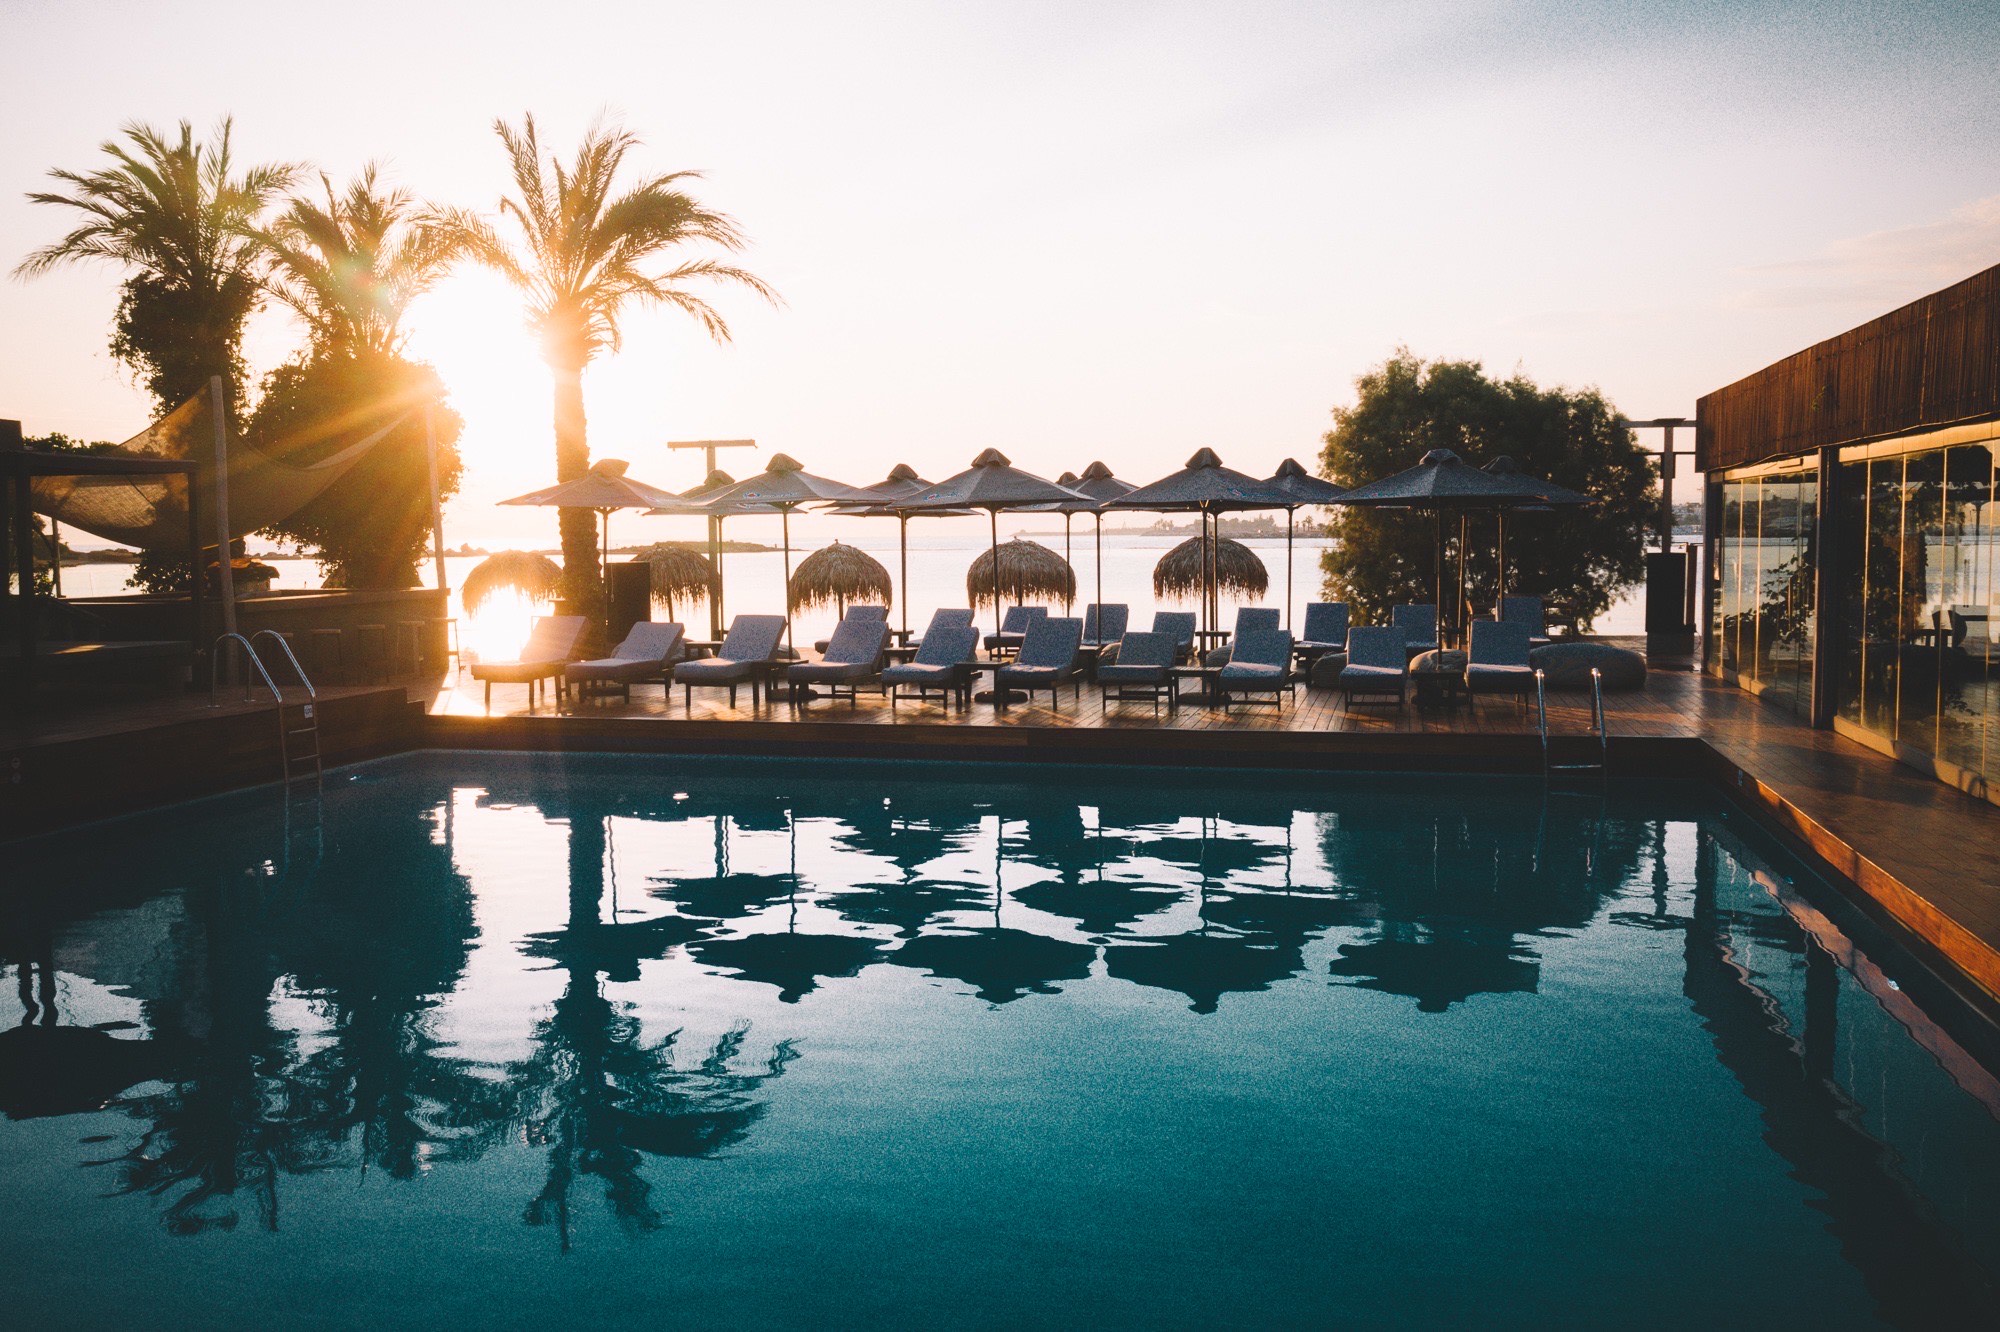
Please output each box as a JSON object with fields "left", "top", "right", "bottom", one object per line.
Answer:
{"left": 211, "top": 632, "right": 323, "bottom": 790}
{"left": 1535, "top": 667, "right": 1608, "bottom": 776}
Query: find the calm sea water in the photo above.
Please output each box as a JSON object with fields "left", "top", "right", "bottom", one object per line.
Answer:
{"left": 56, "top": 531, "right": 1651, "bottom": 653}
{"left": 2, "top": 753, "right": 1996, "bottom": 1327}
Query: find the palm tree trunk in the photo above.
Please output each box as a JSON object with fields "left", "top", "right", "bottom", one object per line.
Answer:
{"left": 551, "top": 363, "right": 601, "bottom": 603}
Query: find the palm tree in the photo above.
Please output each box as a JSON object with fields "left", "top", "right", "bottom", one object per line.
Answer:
{"left": 259, "top": 164, "right": 462, "bottom": 357}
{"left": 15, "top": 118, "right": 297, "bottom": 412}
{"left": 432, "top": 114, "right": 775, "bottom": 602}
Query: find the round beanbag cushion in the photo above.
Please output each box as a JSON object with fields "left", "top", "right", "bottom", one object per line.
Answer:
{"left": 1527, "top": 642, "right": 1646, "bottom": 691}
{"left": 1306, "top": 652, "right": 1349, "bottom": 689}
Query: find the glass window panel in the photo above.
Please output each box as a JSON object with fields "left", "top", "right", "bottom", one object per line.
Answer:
{"left": 1896, "top": 451, "right": 1945, "bottom": 757}
{"left": 1833, "top": 460, "right": 1869, "bottom": 726}
{"left": 1940, "top": 445, "right": 1995, "bottom": 782}
{"left": 1860, "top": 457, "right": 1905, "bottom": 733}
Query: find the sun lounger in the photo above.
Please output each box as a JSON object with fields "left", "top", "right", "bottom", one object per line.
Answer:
{"left": 983, "top": 605, "right": 1048, "bottom": 658}
{"left": 1337, "top": 625, "right": 1408, "bottom": 708}
{"left": 882, "top": 624, "right": 980, "bottom": 710}
{"left": 1082, "top": 603, "right": 1129, "bottom": 649}
{"left": 909, "top": 607, "right": 974, "bottom": 652}
{"left": 469, "top": 614, "right": 586, "bottom": 711}
{"left": 1150, "top": 611, "right": 1197, "bottom": 664}
{"left": 1392, "top": 604, "right": 1438, "bottom": 657}
{"left": 564, "top": 621, "right": 685, "bottom": 702}
{"left": 994, "top": 617, "right": 1085, "bottom": 707}
{"left": 672, "top": 614, "right": 787, "bottom": 708}
{"left": 788, "top": 617, "right": 890, "bottom": 706}
{"left": 1204, "top": 606, "right": 1281, "bottom": 665}
{"left": 1295, "top": 602, "right": 1349, "bottom": 665}
{"left": 812, "top": 604, "right": 888, "bottom": 653}
{"left": 1465, "top": 620, "right": 1535, "bottom": 711}
{"left": 1217, "top": 629, "right": 1295, "bottom": 710}
{"left": 1095, "top": 630, "right": 1178, "bottom": 714}
{"left": 1496, "top": 595, "right": 1551, "bottom": 648}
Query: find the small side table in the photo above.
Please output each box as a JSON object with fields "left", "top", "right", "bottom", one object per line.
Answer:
{"left": 1409, "top": 649, "right": 1468, "bottom": 707}
{"left": 1170, "top": 663, "right": 1222, "bottom": 707}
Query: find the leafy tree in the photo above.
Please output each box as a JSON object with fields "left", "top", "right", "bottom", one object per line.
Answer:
{"left": 430, "top": 115, "right": 775, "bottom": 603}
{"left": 249, "top": 167, "right": 465, "bottom": 587}
{"left": 247, "top": 353, "right": 463, "bottom": 588}
{"left": 1319, "top": 351, "right": 1655, "bottom": 633}
{"left": 16, "top": 118, "right": 297, "bottom": 412}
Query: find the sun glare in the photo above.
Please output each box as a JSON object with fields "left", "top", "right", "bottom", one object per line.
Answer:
{"left": 460, "top": 588, "right": 544, "bottom": 664}
{"left": 403, "top": 271, "right": 549, "bottom": 496}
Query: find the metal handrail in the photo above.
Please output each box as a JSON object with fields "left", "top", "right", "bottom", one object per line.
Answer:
{"left": 210, "top": 633, "right": 284, "bottom": 707}
{"left": 1534, "top": 668, "right": 1549, "bottom": 767}
{"left": 1590, "top": 666, "right": 1608, "bottom": 768}
{"left": 251, "top": 629, "right": 316, "bottom": 698}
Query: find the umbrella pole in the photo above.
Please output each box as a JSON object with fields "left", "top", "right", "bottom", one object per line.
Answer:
{"left": 1094, "top": 514, "right": 1103, "bottom": 616}
{"left": 1433, "top": 509, "right": 1445, "bottom": 643}
{"left": 988, "top": 508, "right": 1001, "bottom": 642}
{"left": 1457, "top": 510, "right": 1468, "bottom": 647}
{"left": 601, "top": 509, "right": 613, "bottom": 644}
{"left": 898, "top": 512, "right": 910, "bottom": 638}
{"left": 708, "top": 513, "right": 724, "bottom": 640}
{"left": 781, "top": 508, "right": 795, "bottom": 654}
{"left": 1064, "top": 514, "right": 1073, "bottom": 614}
{"left": 1497, "top": 511, "right": 1508, "bottom": 601}
{"left": 1285, "top": 508, "right": 1295, "bottom": 631}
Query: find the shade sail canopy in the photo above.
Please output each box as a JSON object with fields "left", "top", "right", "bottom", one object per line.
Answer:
{"left": 1107, "top": 448, "right": 1289, "bottom": 512}
{"left": 1154, "top": 536, "right": 1268, "bottom": 599}
{"left": 1266, "top": 457, "right": 1345, "bottom": 504}
{"left": 692, "top": 453, "right": 875, "bottom": 509}
{"left": 899, "top": 449, "right": 1089, "bottom": 510}
{"left": 26, "top": 388, "right": 391, "bottom": 549}
{"left": 1334, "top": 449, "right": 1552, "bottom": 508}
{"left": 789, "top": 541, "right": 894, "bottom": 611}
{"left": 499, "top": 458, "right": 681, "bottom": 511}
{"left": 966, "top": 537, "right": 1076, "bottom": 608}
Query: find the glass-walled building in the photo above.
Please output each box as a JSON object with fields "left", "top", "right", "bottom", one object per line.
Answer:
{"left": 1699, "top": 265, "right": 2000, "bottom": 807}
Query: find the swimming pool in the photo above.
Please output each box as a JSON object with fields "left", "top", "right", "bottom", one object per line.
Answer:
{"left": 2, "top": 752, "right": 1997, "bottom": 1327}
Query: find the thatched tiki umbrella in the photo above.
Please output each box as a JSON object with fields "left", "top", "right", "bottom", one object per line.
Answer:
{"left": 627, "top": 544, "right": 717, "bottom": 621}
{"left": 1154, "top": 536, "right": 1267, "bottom": 603}
{"left": 462, "top": 550, "right": 563, "bottom": 612}
{"left": 789, "top": 541, "right": 893, "bottom": 616}
{"left": 966, "top": 538, "right": 1075, "bottom": 610}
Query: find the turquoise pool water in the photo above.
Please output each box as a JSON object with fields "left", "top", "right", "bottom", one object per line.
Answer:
{"left": 2, "top": 753, "right": 1998, "bottom": 1328}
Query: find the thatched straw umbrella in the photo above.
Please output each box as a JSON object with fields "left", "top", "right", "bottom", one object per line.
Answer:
{"left": 1153, "top": 536, "right": 1267, "bottom": 602}
{"left": 966, "top": 538, "right": 1075, "bottom": 610}
{"left": 626, "top": 544, "right": 717, "bottom": 621}
{"left": 462, "top": 550, "right": 564, "bottom": 612}
{"left": 789, "top": 541, "right": 893, "bottom": 615}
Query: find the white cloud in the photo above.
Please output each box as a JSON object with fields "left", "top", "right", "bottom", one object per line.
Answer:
{"left": 1736, "top": 197, "right": 2000, "bottom": 309}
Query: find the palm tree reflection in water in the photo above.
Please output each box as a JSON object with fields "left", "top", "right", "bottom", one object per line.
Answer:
{"left": 12, "top": 751, "right": 1988, "bottom": 1324}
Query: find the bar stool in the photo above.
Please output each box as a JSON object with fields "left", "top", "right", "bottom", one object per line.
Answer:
{"left": 306, "top": 628, "right": 345, "bottom": 683}
{"left": 351, "top": 623, "right": 389, "bottom": 683}
{"left": 394, "top": 621, "right": 425, "bottom": 677}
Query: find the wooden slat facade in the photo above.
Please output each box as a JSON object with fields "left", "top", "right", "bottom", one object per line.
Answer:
{"left": 1697, "top": 264, "right": 2000, "bottom": 472}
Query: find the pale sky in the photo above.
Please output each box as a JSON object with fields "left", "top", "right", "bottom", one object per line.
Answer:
{"left": 4, "top": 0, "right": 1999, "bottom": 548}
